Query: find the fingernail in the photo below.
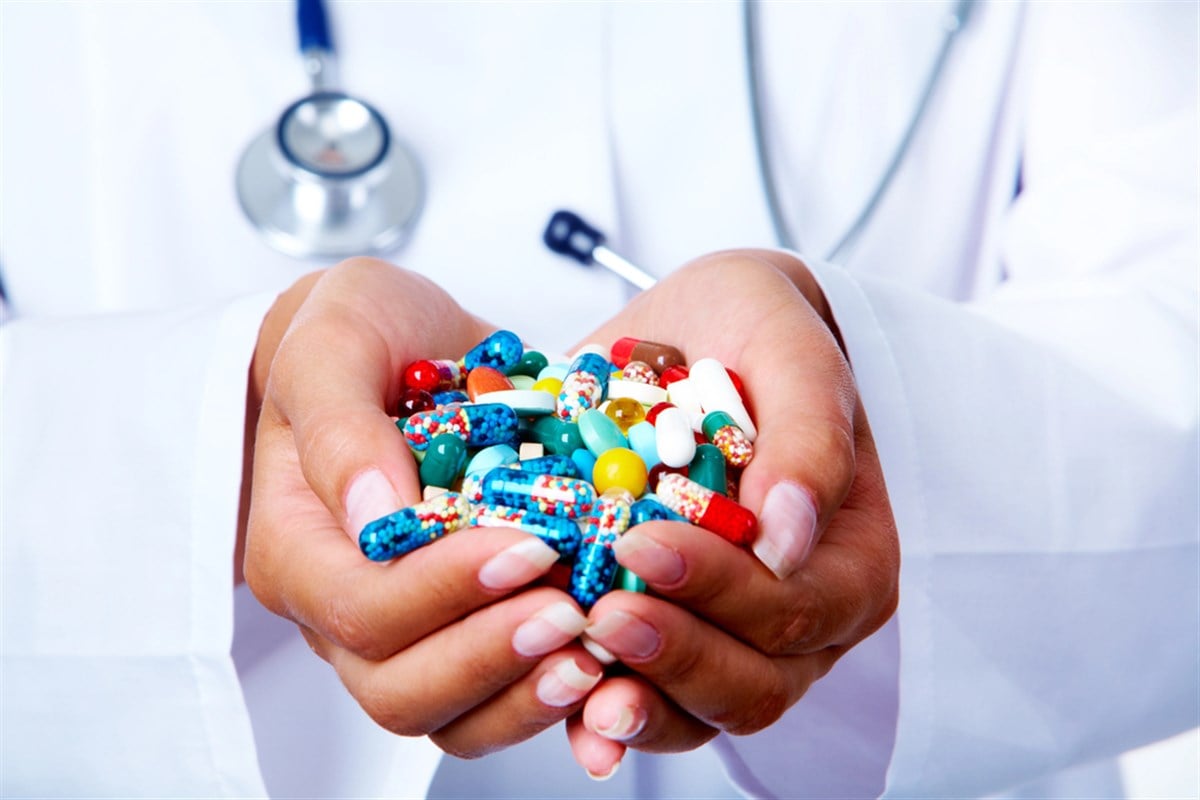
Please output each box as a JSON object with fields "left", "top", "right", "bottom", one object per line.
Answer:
{"left": 584, "top": 610, "right": 659, "bottom": 660}
{"left": 345, "top": 469, "right": 400, "bottom": 540}
{"left": 580, "top": 634, "right": 618, "bottom": 665}
{"left": 512, "top": 602, "right": 588, "bottom": 657}
{"left": 536, "top": 657, "right": 602, "bottom": 707}
{"left": 612, "top": 531, "right": 685, "bottom": 585}
{"left": 753, "top": 481, "right": 818, "bottom": 579}
{"left": 587, "top": 760, "right": 621, "bottom": 782}
{"left": 479, "top": 537, "right": 560, "bottom": 591}
{"left": 594, "top": 706, "right": 647, "bottom": 742}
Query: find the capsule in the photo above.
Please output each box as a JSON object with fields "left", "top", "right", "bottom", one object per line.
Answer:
{"left": 689, "top": 358, "right": 757, "bottom": 442}
{"left": 629, "top": 494, "right": 687, "bottom": 526}
{"left": 432, "top": 390, "right": 469, "bottom": 406}
{"left": 418, "top": 433, "right": 468, "bottom": 489}
{"left": 508, "top": 349, "right": 549, "bottom": 379}
{"left": 516, "top": 454, "right": 583, "bottom": 479}
{"left": 359, "top": 492, "right": 470, "bottom": 561}
{"left": 480, "top": 466, "right": 596, "bottom": 519}
{"left": 688, "top": 443, "right": 727, "bottom": 495}
{"left": 403, "top": 359, "right": 463, "bottom": 393}
{"left": 464, "top": 329, "right": 524, "bottom": 372}
{"left": 621, "top": 361, "right": 659, "bottom": 385}
{"left": 654, "top": 405, "right": 697, "bottom": 468}
{"left": 396, "top": 388, "right": 436, "bottom": 417}
{"left": 655, "top": 472, "right": 757, "bottom": 546}
{"left": 466, "top": 366, "right": 514, "bottom": 402}
{"left": 569, "top": 488, "right": 634, "bottom": 610}
{"left": 470, "top": 503, "right": 582, "bottom": 559}
{"left": 556, "top": 352, "right": 611, "bottom": 422}
{"left": 610, "top": 337, "right": 685, "bottom": 374}
{"left": 528, "top": 416, "right": 584, "bottom": 456}
{"left": 702, "top": 411, "right": 753, "bottom": 468}
{"left": 401, "top": 403, "right": 519, "bottom": 451}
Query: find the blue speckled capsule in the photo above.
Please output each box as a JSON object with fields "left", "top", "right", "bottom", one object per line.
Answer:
{"left": 629, "top": 494, "right": 688, "bottom": 526}
{"left": 432, "top": 390, "right": 469, "bottom": 406}
{"left": 464, "top": 330, "right": 524, "bottom": 372}
{"left": 516, "top": 455, "right": 582, "bottom": 479}
{"left": 569, "top": 488, "right": 634, "bottom": 610}
{"left": 359, "top": 493, "right": 471, "bottom": 561}
{"left": 470, "top": 503, "right": 583, "bottom": 559}
{"left": 555, "top": 352, "right": 612, "bottom": 422}
{"left": 401, "top": 403, "right": 519, "bottom": 451}
{"left": 480, "top": 467, "right": 595, "bottom": 520}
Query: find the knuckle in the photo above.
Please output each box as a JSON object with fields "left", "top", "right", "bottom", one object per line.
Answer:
{"left": 323, "top": 595, "right": 387, "bottom": 660}
{"left": 719, "top": 672, "right": 791, "bottom": 736}
{"left": 356, "top": 686, "right": 426, "bottom": 738}
{"left": 768, "top": 594, "right": 825, "bottom": 656}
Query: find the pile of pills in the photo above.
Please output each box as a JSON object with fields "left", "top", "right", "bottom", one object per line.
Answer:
{"left": 359, "top": 330, "right": 759, "bottom": 610}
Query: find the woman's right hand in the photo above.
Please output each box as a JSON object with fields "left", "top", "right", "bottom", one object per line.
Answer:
{"left": 243, "top": 258, "right": 603, "bottom": 757}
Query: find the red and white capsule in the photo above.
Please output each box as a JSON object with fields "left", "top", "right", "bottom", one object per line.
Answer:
{"left": 655, "top": 472, "right": 757, "bottom": 546}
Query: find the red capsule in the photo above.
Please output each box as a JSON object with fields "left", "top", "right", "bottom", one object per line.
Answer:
{"left": 725, "top": 366, "right": 751, "bottom": 409}
{"left": 658, "top": 364, "right": 690, "bottom": 388}
{"left": 656, "top": 473, "right": 757, "bottom": 546}
{"left": 645, "top": 401, "right": 675, "bottom": 426}
{"left": 610, "top": 337, "right": 685, "bottom": 374}
{"left": 647, "top": 461, "right": 687, "bottom": 492}
{"left": 403, "top": 359, "right": 463, "bottom": 393}
{"left": 397, "top": 388, "right": 436, "bottom": 417}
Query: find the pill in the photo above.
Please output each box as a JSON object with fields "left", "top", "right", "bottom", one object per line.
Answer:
{"left": 592, "top": 447, "right": 648, "bottom": 497}
{"left": 606, "top": 379, "right": 668, "bottom": 407}
{"left": 422, "top": 485, "right": 449, "bottom": 501}
{"left": 555, "top": 352, "right": 612, "bottom": 422}
{"left": 688, "top": 443, "right": 727, "bottom": 495}
{"left": 617, "top": 566, "right": 647, "bottom": 594}
{"left": 528, "top": 416, "right": 584, "bottom": 456}
{"left": 688, "top": 358, "right": 757, "bottom": 442}
{"left": 403, "top": 359, "right": 463, "bottom": 393}
{"left": 610, "top": 337, "right": 686, "bottom": 374}
{"left": 569, "top": 487, "right": 634, "bottom": 610}
{"left": 665, "top": 377, "right": 703, "bottom": 416}
{"left": 432, "top": 390, "right": 469, "bottom": 406}
{"left": 474, "top": 389, "right": 557, "bottom": 416}
{"left": 654, "top": 406, "right": 697, "bottom": 468}
{"left": 570, "top": 447, "right": 598, "bottom": 480}
{"left": 359, "top": 492, "right": 471, "bottom": 561}
{"left": 604, "top": 396, "right": 647, "bottom": 433}
{"left": 655, "top": 473, "right": 757, "bottom": 546}
{"left": 621, "top": 361, "right": 659, "bottom": 385}
{"left": 507, "top": 349, "right": 549, "bottom": 379}
{"left": 537, "top": 363, "right": 569, "bottom": 383}
{"left": 401, "top": 403, "right": 519, "bottom": 451}
{"left": 629, "top": 494, "right": 687, "bottom": 526}
{"left": 517, "top": 454, "right": 583, "bottom": 479}
{"left": 509, "top": 374, "right": 536, "bottom": 390}
{"left": 397, "top": 388, "right": 435, "bottom": 417}
{"left": 658, "top": 364, "right": 690, "bottom": 387}
{"left": 518, "top": 442, "right": 544, "bottom": 461}
{"left": 419, "top": 433, "right": 468, "bottom": 489}
{"left": 578, "top": 408, "right": 629, "bottom": 456}
{"left": 532, "top": 376, "right": 563, "bottom": 396}
{"left": 464, "top": 329, "right": 524, "bottom": 372}
{"left": 465, "top": 443, "right": 520, "bottom": 476}
{"left": 466, "top": 366, "right": 514, "bottom": 401}
{"left": 644, "top": 401, "right": 674, "bottom": 426}
{"left": 702, "top": 411, "right": 753, "bottom": 468}
{"left": 470, "top": 504, "right": 582, "bottom": 559}
{"left": 626, "top": 420, "right": 660, "bottom": 470}
{"left": 480, "top": 467, "right": 596, "bottom": 519}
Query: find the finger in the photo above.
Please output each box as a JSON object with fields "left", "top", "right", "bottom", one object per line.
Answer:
{"left": 429, "top": 645, "right": 603, "bottom": 758}
{"left": 583, "top": 591, "right": 836, "bottom": 735}
{"left": 579, "top": 675, "right": 716, "bottom": 753}
{"left": 266, "top": 257, "right": 490, "bottom": 538}
{"left": 566, "top": 710, "right": 627, "bottom": 782}
{"left": 247, "top": 461, "right": 563, "bottom": 660}
{"left": 612, "top": 513, "right": 894, "bottom": 655}
{"left": 304, "top": 587, "right": 589, "bottom": 736}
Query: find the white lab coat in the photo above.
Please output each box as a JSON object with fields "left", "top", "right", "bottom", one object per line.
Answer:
{"left": 1, "top": 2, "right": 1196, "bottom": 797}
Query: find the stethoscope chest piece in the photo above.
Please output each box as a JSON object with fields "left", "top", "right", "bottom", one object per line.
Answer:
{"left": 237, "top": 91, "right": 424, "bottom": 259}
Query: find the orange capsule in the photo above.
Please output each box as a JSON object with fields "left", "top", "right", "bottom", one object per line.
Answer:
{"left": 466, "top": 366, "right": 514, "bottom": 402}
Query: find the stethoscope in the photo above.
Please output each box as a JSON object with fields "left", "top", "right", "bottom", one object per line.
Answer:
{"left": 236, "top": 0, "right": 975, "bottom": 286}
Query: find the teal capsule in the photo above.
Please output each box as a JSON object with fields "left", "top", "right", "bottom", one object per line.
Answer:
{"left": 578, "top": 408, "right": 628, "bottom": 456}
{"left": 528, "top": 416, "right": 584, "bottom": 456}
{"left": 419, "top": 433, "right": 468, "bottom": 488}
{"left": 688, "top": 443, "right": 727, "bottom": 495}
{"left": 508, "top": 350, "right": 549, "bottom": 378}
{"left": 617, "top": 566, "right": 647, "bottom": 594}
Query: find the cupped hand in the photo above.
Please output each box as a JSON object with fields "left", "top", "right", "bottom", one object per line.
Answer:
{"left": 243, "top": 258, "right": 603, "bottom": 757}
{"left": 564, "top": 251, "right": 900, "bottom": 777}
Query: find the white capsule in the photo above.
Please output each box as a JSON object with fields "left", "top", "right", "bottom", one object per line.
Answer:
{"left": 607, "top": 378, "right": 669, "bottom": 407}
{"left": 665, "top": 377, "right": 703, "bottom": 416}
{"left": 688, "top": 358, "right": 757, "bottom": 442}
{"left": 654, "top": 406, "right": 697, "bottom": 469}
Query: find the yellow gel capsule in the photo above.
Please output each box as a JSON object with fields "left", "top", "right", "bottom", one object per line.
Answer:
{"left": 592, "top": 447, "right": 648, "bottom": 498}
{"left": 604, "top": 396, "right": 646, "bottom": 433}
{"left": 533, "top": 377, "right": 563, "bottom": 396}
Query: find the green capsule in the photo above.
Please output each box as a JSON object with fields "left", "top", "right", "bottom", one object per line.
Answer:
{"left": 688, "top": 443, "right": 727, "bottom": 496}
{"left": 508, "top": 350, "right": 550, "bottom": 378}
{"left": 528, "top": 416, "right": 584, "bottom": 456}
{"left": 617, "top": 566, "right": 647, "bottom": 594}
{"left": 419, "top": 433, "right": 468, "bottom": 489}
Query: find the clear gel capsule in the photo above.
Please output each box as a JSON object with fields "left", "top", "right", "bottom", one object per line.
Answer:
{"left": 569, "top": 488, "right": 635, "bottom": 610}
{"left": 609, "top": 337, "right": 686, "bottom": 374}
{"left": 556, "top": 352, "right": 612, "bottom": 422}
{"left": 655, "top": 472, "right": 757, "bottom": 546}
{"left": 470, "top": 503, "right": 582, "bottom": 559}
{"left": 702, "top": 410, "right": 754, "bottom": 468}
{"left": 401, "top": 403, "right": 519, "bottom": 451}
{"left": 479, "top": 466, "right": 596, "bottom": 519}
{"left": 464, "top": 329, "right": 524, "bottom": 372}
{"left": 359, "top": 492, "right": 470, "bottom": 561}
